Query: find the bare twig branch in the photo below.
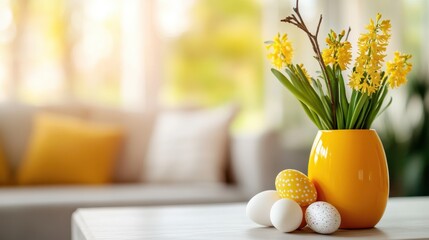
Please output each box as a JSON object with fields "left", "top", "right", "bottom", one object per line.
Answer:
{"left": 345, "top": 27, "right": 352, "bottom": 41}
{"left": 280, "top": 0, "right": 337, "bottom": 128}
{"left": 316, "top": 15, "right": 323, "bottom": 37}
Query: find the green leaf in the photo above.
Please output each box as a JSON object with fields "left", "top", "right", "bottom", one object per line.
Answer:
{"left": 271, "top": 68, "right": 333, "bottom": 129}
{"left": 376, "top": 97, "right": 393, "bottom": 118}
{"left": 337, "top": 67, "right": 349, "bottom": 117}
{"left": 365, "top": 82, "right": 389, "bottom": 128}
{"left": 346, "top": 90, "right": 358, "bottom": 127}
{"left": 285, "top": 67, "right": 332, "bottom": 126}
{"left": 348, "top": 92, "right": 369, "bottom": 129}
{"left": 336, "top": 102, "right": 344, "bottom": 129}
{"left": 366, "top": 97, "right": 392, "bottom": 128}
{"left": 294, "top": 65, "right": 331, "bottom": 117}
{"left": 355, "top": 99, "right": 370, "bottom": 129}
{"left": 326, "top": 66, "right": 338, "bottom": 104}
{"left": 271, "top": 68, "right": 318, "bottom": 113}
{"left": 299, "top": 101, "right": 323, "bottom": 129}
{"left": 313, "top": 78, "right": 332, "bottom": 119}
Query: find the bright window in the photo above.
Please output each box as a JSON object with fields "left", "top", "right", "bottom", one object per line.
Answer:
{"left": 156, "top": 0, "right": 264, "bottom": 131}
{"left": 1, "top": 0, "right": 425, "bottom": 134}
{"left": 2, "top": 0, "right": 265, "bottom": 131}
{"left": 1, "top": 0, "right": 144, "bottom": 108}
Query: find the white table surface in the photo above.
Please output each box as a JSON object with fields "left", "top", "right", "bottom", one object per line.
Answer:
{"left": 72, "top": 197, "right": 429, "bottom": 240}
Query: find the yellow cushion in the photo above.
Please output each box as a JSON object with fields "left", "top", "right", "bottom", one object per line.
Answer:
{"left": 0, "top": 145, "right": 11, "bottom": 185}
{"left": 17, "top": 113, "right": 123, "bottom": 185}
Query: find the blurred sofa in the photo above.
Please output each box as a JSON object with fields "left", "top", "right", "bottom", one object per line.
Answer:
{"left": 0, "top": 102, "right": 279, "bottom": 240}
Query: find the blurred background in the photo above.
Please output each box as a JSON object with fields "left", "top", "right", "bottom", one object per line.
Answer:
{"left": 0, "top": 0, "right": 428, "bottom": 196}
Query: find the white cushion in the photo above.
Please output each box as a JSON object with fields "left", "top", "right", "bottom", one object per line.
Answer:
{"left": 142, "top": 105, "right": 236, "bottom": 183}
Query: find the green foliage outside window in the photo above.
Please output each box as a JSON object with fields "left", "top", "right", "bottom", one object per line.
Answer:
{"left": 161, "top": 0, "right": 264, "bottom": 131}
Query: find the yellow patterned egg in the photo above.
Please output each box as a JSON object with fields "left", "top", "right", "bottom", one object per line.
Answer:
{"left": 275, "top": 169, "right": 317, "bottom": 206}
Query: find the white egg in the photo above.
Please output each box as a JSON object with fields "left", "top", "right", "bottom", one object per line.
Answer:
{"left": 305, "top": 201, "right": 341, "bottom": 234}
{"left": 270, "top": 199, "right": 302, "bottom": 232}
{"left": 246, "top": 190, "right": 281, "bottom": 226}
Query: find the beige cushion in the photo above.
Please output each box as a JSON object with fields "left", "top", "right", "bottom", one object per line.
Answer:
{"left": 87, "top": 107, "right": 155, "bottom": 182}
{"left": 142, "top": 105, "right": 236, "bottom": 183}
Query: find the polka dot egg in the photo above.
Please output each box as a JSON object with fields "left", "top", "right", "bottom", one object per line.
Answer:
{"left": 275, "top": 169, "right": 317, "bottom": 206}
{"left": 305, "top": 201, "right": 341, "bottom": 234}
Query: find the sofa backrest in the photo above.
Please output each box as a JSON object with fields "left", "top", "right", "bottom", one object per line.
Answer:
{"left": 0, "top": 102, "right": 241, "bottom": 185}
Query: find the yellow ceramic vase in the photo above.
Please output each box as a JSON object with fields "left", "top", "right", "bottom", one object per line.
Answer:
{"left": 308, "top": 129, "right": 389, "bottom": 229}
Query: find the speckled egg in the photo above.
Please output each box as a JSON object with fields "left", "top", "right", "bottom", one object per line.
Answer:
{"left": 275, "top": 169, "right": 317, "bottom": 206}
{"left": 305, "top": 201, "right": 341, "bottom": 234}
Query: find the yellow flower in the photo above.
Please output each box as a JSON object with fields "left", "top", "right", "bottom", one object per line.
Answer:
{"left": 350, "top": 14, "right": 391, "bottom": 95}
{"left": 386, "top": 51, "right": 412, "bottom": 88}
{"left": 322, "top": 30, "right": 352, "bottom": 70}
{"left": 266, "top": 33, "right": 293, "bottom": 69}
{"left": 298, "top": 64, "right": 312, "bottom": 83}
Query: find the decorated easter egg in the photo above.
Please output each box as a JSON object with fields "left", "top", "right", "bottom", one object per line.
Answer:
{"left": 275, "top": 169, "right": 317, "bottom": 206}
{"left": 246, "top": 190, "right": 281, "bottom": 226}
{"left": 270, "top": 199, "right": 302, "bottom": 233}
{"left": 305, "top": 201, "right": 341, "bottom": 234}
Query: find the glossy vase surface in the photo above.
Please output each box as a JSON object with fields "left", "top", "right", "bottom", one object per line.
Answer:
{"left": 308, "top": 129, "right": 389, "bottom": 229}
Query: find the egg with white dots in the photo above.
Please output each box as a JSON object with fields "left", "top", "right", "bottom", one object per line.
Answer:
{"left": 305, "top": 201, "right": 341, "bottom": 234}
{"left": 275, "top": 169, "right": 317, "bottom": 206}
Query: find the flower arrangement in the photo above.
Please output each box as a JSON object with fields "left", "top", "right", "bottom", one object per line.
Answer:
{"left": 266, "top": 0, "right": 412, "bottom": 130}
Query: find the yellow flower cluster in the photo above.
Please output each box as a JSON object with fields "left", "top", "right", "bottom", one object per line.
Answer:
{"left": 265, "top": 4, "right": 414, "bottom": 130}
{"left": 266, "top": 33, "right": 293, "bottom": 69}
{"left": 298, "top": 64, "right": 312, "bottom": 83}
{"left": 266, "top": 13, "right": 412, "bottom": 100}
{"left": 349, "top": 14, "right": 391, "bottom": 95}
{"left": 386, "top": 51, "right": 412, "bottom": 88}
{"left": 322, "top": 30, "right": 352, "bottom": 70}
